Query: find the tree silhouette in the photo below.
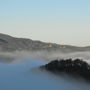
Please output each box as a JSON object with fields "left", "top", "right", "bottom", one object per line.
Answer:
{"left": 43, "top": 58, "right": 90, "bottom": 80}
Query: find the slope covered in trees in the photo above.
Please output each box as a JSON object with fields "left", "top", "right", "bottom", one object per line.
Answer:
{"left": 41, "top": 59, "right": 90, "bottom": 80}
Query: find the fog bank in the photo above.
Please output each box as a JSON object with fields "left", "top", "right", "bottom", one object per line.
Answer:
{"left": 0, "top": 51, "right": 90, "bottom": 63}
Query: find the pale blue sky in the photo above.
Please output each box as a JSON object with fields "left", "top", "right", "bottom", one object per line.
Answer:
{"left": 0, "top": 0, "right": 90, "bottom": 46}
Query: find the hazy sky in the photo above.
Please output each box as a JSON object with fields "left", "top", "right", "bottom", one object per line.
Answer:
{"left": 0, "top": 0, "right": 90, "bottom": 46}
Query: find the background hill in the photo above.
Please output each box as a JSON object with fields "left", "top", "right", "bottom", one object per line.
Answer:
{"left": 0, "top": 33, "right": 90, "bottom": 52}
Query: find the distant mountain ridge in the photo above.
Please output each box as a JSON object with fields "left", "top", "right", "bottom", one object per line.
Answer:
{"left": 0, "top": 33, "right": 90, "bottom": 52}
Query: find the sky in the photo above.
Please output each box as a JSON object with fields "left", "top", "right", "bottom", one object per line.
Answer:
{"left": 0, "top": 0, "right": 90, "bottom": 46}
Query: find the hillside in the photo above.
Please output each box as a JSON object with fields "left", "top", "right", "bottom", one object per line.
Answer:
{"left": 0, "top": 33, "right": 90, "bottom": 52}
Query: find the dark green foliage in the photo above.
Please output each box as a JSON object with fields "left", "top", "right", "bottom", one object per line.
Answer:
{"left": 44, "top": 59, "right": 90, "bottom": 80}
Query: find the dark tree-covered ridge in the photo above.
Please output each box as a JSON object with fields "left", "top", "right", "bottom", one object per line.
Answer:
{"left": 41, "top": 59, "right": 90, "bottom": 80}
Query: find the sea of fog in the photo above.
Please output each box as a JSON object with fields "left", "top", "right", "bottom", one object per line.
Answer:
{"left": 0, "top": 59, "right": 90, "bottom": 90}
{"left": 0, "top": 51, "right": 90, "bottom": 90}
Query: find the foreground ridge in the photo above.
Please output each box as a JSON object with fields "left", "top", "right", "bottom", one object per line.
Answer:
{"left": 41, "top": 58, "right": 90, "bottom": 80}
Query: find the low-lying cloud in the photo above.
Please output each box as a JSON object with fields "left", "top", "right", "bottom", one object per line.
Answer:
{"left": 0, "top": 51, "right": 90, "bottom": 63}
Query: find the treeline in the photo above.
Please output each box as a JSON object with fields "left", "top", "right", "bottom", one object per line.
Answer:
{"left": 42, "top": 59, "right": 90, "bottom": 80}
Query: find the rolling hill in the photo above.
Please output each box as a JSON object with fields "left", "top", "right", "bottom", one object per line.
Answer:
{"left": 0, "top": 33, "right": 90, "bottom": 52}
